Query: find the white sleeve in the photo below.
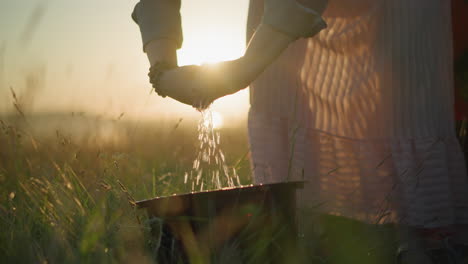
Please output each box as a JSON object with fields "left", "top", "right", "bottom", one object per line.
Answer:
{"left": 132, "top": 0, "right": 183, "bottom": 51}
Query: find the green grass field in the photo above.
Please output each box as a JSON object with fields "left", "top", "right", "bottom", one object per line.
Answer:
{"left": 0, "top": 110, "right": 254, "bottom": 263}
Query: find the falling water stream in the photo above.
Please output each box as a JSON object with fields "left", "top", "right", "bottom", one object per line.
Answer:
{"left": 184, "top": 109, "right": 241, "bottom": 192}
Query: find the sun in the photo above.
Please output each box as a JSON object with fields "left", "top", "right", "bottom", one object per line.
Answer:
{"left": 177, "top": 38, "right": 243, "bottom": 66}
{"left": 211, "top": 111, "right": 224, "bottom": 129}
{"left": 173, "top": 1, "right": 250, "bottom": 117}
{"left": 176, "top": 23, "right": 245, "bottom": 66}
{"left": 203, "top": 111, "right": 224, "bottom": 129}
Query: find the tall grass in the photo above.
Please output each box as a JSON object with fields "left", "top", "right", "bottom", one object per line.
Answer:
{"left": 0, "top": 91, "right": 251, "bottom": 263}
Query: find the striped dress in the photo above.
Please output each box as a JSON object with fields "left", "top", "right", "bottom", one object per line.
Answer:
{"left": 247, "top": 0, "right": 468, "bottom": 227}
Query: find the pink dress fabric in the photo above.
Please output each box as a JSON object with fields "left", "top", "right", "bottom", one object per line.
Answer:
{"left": 247, "top": 0, "right": 468, "bottom": 227}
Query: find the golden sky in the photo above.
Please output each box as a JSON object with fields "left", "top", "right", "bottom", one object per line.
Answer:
{"left": 0, "top": 0, "right": 250, "bottom": 122}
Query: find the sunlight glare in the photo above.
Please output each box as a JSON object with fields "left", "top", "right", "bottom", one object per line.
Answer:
{"left": 172, "top": 0, "right": 250, "bottom": 118}
{"left": 204, "top": 111, "right": 224, "bottom": 129}
{"left": 177, "top": 29, "right": 244, "bottom": 66}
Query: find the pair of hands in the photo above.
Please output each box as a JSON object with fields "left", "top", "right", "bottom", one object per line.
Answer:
{"left": 145, "top": 39, "right": 235, "bottom": 109}
{"left": 153, "top": 62, "right": 239, "bottom": 109}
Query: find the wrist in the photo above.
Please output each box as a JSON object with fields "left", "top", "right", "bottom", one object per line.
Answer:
{"left": 145, "top": 39, "right": 178, "bottom": 67}
{"left": 256, "top": 23, "right": 295, "bottom": 46}
{"left": 148, "top": 61, "right": 175, "bottom": 98}
{"left": 242, "top": 23, "right": 294, "bottom": 77}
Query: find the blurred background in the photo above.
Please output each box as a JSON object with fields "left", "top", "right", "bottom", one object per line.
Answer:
{"left": 0, "top": 0, "right": 250, "bottom": 125}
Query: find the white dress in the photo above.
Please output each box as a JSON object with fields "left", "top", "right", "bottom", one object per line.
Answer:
{"left": 247, "top": 0, "right": 468, "bottom": 228}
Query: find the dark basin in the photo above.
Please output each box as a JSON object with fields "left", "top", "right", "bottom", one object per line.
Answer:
{"left": 137, "top": 181, "right": 305, "bottom": 263}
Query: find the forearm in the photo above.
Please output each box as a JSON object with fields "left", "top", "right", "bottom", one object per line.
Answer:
{"left": 147, "top": 23, "right": 293, "bottom": 93}
{"left": 145, "top": 39, "right": 178, "bottom": 68}
{"left": 209, "top": 0, "right": 327, "bottom": 92}
{"left": 155, "top": 23, "right": 295, "bottom": 106}
{"left": 132, "top": 0, "right": 182, "bottom": 70}
{"left": 195, "top": 22, "right": 303, "bottom": 93}
{"left": 159, "top": 23, "right": 293, "bottom": 95}
{"left": 233, "top": 23, "right": 295, "bottom": 89}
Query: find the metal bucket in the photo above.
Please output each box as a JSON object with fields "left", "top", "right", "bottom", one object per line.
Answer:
{"left": 137, "top": 181, "right": 304, "bottom": 263}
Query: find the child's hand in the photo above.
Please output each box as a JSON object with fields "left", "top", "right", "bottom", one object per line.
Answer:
{"left": 156, "top": 64, "right": 238, "bottom": 109}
